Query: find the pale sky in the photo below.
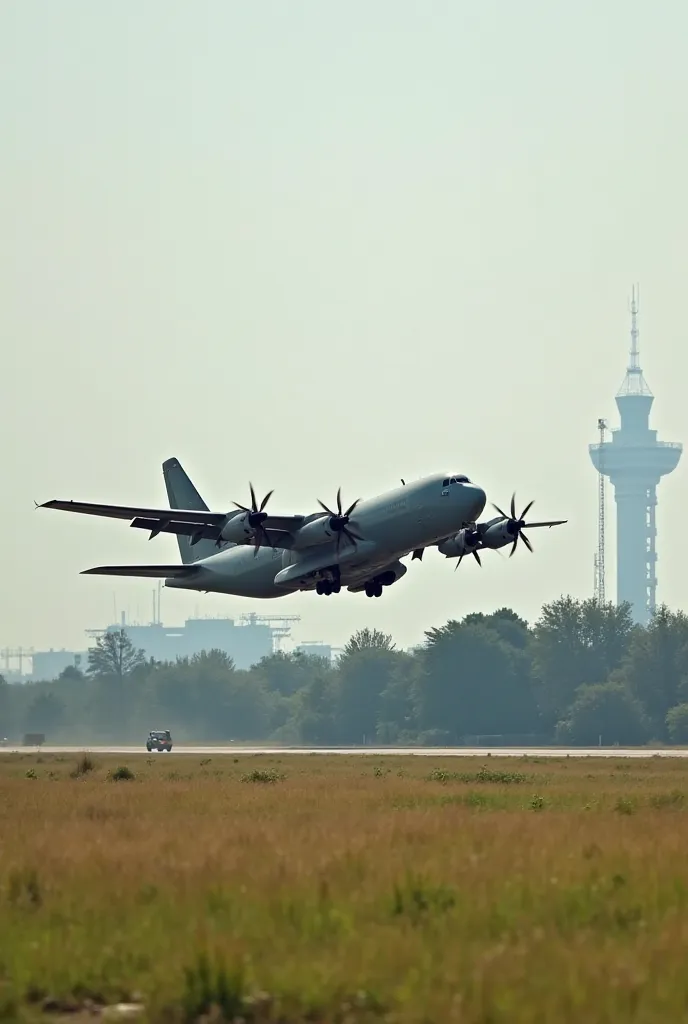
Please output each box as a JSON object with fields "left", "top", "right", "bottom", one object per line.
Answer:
{"left": 2, "top": 1, "right": 687, "bottom": 656}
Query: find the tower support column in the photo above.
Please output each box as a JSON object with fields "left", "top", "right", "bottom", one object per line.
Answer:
{"left": 614, "top": 482, "right": 653, "bottom": 624}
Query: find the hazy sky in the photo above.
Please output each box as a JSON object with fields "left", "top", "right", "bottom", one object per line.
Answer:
{"left": 3, "top": 1, "right": 688, "bottom": 656}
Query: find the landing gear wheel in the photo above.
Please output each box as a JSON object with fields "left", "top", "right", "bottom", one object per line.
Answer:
{"left": 374, "top": 583, "right": 383, "bottom": 597}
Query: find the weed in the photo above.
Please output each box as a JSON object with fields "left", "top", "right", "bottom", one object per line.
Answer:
{"left": 614, "top": 797, "right": 636, "bottom": 815}
{"left": 240, "top": 769, "right": 284, "bottom": 784}
{"left": 461, "top": 791, "right": 499, "bottom": 810}
{"left": 70, "top": 754, "right": 97, "bottom": 778}
{"left": 109, "top": 765, "right": 135, "bottom": 782}
{"left": 24, "top": 769, "right": 37, "bottom": 780}
{"left": 649, "top": 790, "right": 686, "bottom": 810}
{"left": 530, "top": 794, "right": 546, "bottom": 811}
{"left": 7, "top": 867, "right": 42, "bottom": 909}
{"left": 428, "top": 766, "right": 528, "bottom": 784}
{"left": 180, "top": 952, "right": 246, "bottom": 1023}
{"left": 392, "top": 873, "right": 456, "bottom": 923}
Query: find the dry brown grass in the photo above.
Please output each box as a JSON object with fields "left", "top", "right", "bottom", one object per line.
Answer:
{"left": 2, "top": 752, "right": 688, "bottom": 1022}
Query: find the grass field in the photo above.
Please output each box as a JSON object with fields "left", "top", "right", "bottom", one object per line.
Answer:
{"left": 2, "top": 752, "right": 688, "bottom": 1022}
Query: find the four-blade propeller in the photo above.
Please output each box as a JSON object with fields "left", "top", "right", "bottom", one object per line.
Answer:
{"left": 318, "top": 487, "right": 365, "bottom": 554}
{"left": 232, "top": 483, "right": 275, "bottom": 556}
{"left": 491, "top": 493, "right": 567, "bottom": 559}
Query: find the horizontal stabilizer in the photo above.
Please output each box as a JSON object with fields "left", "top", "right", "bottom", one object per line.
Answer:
{"left": 81, "top": 565, "right": 197, "bottom": 578}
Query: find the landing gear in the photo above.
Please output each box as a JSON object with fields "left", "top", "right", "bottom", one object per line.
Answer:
{"left": 316, "top": 570, "right": 341, "bottom": 596}
{"left": 365, "top": 581, "right": 383, "bottom": 598}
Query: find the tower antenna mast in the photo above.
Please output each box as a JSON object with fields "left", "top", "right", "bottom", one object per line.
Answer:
{"left": 596, "top": 417, "right": 607, "bottom": 605}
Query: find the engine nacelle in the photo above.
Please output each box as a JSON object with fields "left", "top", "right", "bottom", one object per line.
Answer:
{"left": 219, "top": 512, "right": 255, "bottom": 544}
{"left": 377, "top": 561, "right": 407, "bottom": 586}
{"left": 437, "top": 528, "right": 481, "bottom": 558}
{"left": 481, "top": 521, "right": 516, "bottom": 550}
{"left": 292, "top": 515, "right": 337, "bottom": 550}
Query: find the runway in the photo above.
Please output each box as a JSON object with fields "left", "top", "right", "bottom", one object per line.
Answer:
{"left": 2, "top": 745, "right": 687, "bottom": 758}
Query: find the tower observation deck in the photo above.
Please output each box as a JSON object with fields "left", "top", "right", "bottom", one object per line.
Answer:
{"left": 589, "top": 289, "right": 682, "bottom": 624}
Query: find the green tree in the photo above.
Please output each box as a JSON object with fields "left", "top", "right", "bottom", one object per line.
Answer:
{"left": 531, "top": 597, "right": 635, "bottom": 728}
{"left": 294, "top": 664, "right": 338, "bottom": 744}
{"left": 24, "top": 691, "right": 66, "bottom": 737}
{"left": 462, "top": 608, "right": 531, "bottom": 650}
{"left": 555, "top": 683, "right": 649, "bottom": 746}
{"left": 87, "top": 630, "right": 146, "bottom": 678}
{"left": 253, "top": 651, "right": 321, "bottom": 697}
{"left": 335, "top": 645, "right": 406, "bottom": 744}
{"left": 0, "top": 675, "right": 13, "bottom": 740}
{"left": 416, "top": 618, "right": 537, "bottom": 740}
{"left": 666, "top": 704, "right": 688, "bottom": 744}
{"left": 342, "top": 628, "right": 396, "bottom": 657}
{"left": 377, "top": 656, "right": 420, "bottom": 742}
{"left": 619, "top": 606, "right": 688, "bottom": 738}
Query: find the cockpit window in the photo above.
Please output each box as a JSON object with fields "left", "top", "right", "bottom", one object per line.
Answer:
{"left": 443, "top": 478, "right": 450, "bottom": 487}
{"left": 448, "top": 475, "right": 470, "bottom": 484}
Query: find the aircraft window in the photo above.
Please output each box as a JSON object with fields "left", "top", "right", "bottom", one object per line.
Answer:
{"left": 442, "top": 478, "right": 449, "bottom": 487}
{"left": 453, "top": 475, "right": 470, "bottom": 483}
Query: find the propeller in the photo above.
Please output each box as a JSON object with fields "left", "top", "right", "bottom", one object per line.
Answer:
{"left": 231, "top": 483, "right": 275, "bottom": 556}
{"left": 454, "top": 525, "right": 482, "bottom": 570}
{"left": 456, "top": 549, "right": 482, "bottom": 570}
{"left": 491, "top": 493, "right": 566, "bottom": 558}
{"left": 318, "top": 487, "right": 365, "bottom": 554}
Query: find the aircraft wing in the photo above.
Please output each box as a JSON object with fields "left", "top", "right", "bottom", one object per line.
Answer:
{"left": 39, "top": 500, "right": 305, "bottom": 545}
{"left": 81, "top": 564, "right": 198, "bottom": 577}
{"left": 129, "top": 517, "right": 297, "bottom": 548}
{"left": 40, "top": 499, "right": 226, "bottom": 525}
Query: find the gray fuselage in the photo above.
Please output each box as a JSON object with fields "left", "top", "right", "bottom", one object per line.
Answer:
{"left": 164, "top": 474, "right": 486, "bottom": 598}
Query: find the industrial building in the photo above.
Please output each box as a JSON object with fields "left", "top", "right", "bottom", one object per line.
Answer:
{"left": 295, "top": 642, "right": 334, "bottom": 662}
{"left": 589, "top": 290, "right": 682, "bottom": 623}
{"left": 7, "top": 613, "right": 301, "bottom": 681}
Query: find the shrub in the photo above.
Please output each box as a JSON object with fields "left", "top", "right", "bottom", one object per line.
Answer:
{"left": 240, "top": 769, "right": 284, "bottom": 784}
{"left": 427, "top": 766, "right": 527, "bottom": 784}
{"left": 109, "top": 765, "right": 135, "bottom": 782}
{"left": 71, "top": 754, "right": 96, "bottom": 778}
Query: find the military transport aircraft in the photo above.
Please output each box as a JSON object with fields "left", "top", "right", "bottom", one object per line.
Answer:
{"left": 38, "top": 458, "right": 567, "bottom": 599}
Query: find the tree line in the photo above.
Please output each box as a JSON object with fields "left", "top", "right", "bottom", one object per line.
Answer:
{"left": 2, "top": 596, "right": 688, "bottom": 747}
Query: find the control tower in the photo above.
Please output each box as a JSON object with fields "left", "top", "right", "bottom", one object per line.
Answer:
{"left": 589, "top": 289, "right": 682, "bottom": 624}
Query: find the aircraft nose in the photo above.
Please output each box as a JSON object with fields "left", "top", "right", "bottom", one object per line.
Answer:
{"left": 467, "top": 484, "right": 486, "bottom": 519}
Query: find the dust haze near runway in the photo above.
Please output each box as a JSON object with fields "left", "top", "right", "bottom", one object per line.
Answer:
{"left": 3, "top": 745, "right": 687, "bottom": 758}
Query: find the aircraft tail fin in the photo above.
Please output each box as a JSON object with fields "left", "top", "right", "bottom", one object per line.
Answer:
{"left": 162, "top": 458, "right": 219, "bottom": 564}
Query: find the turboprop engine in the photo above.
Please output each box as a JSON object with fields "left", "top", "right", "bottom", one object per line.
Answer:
{"left": 219, "top": 511, "right": 258, "bottom": 544}
{"left": 216, "top": 484, "right": 275, "bottom": 554}
{"left": 437, "top": 527, "right": 482, "bottom": 559}
{"left": 481, "top": 520, "right": 515, "bottom": 550}
{"left": 293, "top": 488, "right": 364, "bottom": 554}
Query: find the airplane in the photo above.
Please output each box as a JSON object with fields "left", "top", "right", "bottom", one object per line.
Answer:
{"left": 38, "top": 458, "right": 567, "bottom": 600}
